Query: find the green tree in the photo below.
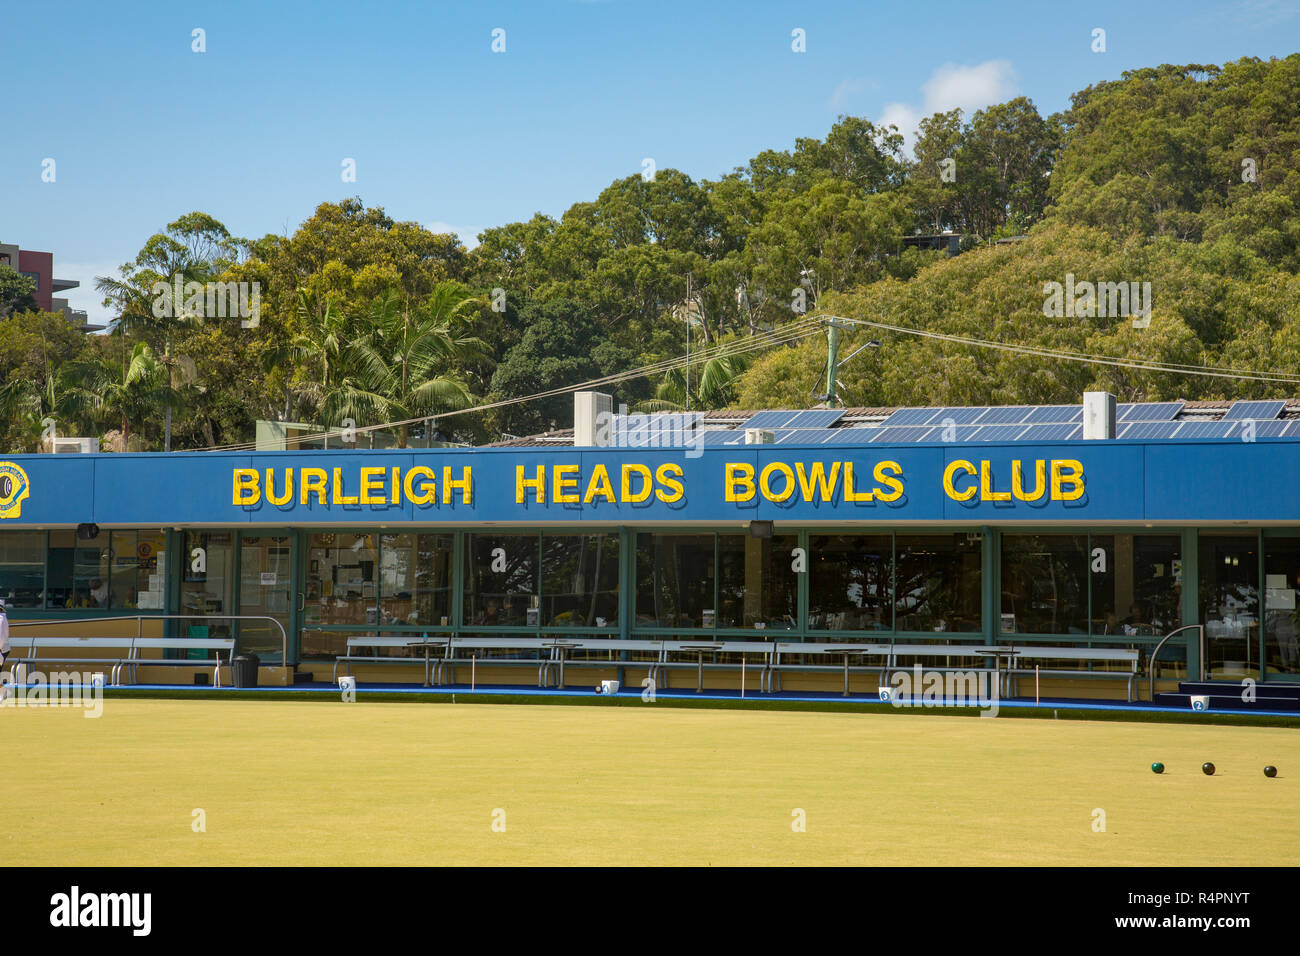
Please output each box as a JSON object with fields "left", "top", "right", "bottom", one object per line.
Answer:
{"left": 340, "top": 284, "right": 488, "bottom": 446}
{"left": 0, "top": 265, "right": 37, "bottom": 319}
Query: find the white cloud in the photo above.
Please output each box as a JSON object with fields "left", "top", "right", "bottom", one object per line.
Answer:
{"left": 878, "top": 60, "right": 1020, "bottom": 151}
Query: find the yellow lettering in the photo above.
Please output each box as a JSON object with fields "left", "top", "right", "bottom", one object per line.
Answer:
{"left": 725, "top": 463, "right": 756, "bottom": 503}
{"left": 943, "top": 460, "right": 977, "bottom": 501}
{"left": 584, "top": 464, "right": 617, "bottom": 504}
{"left": 404, "top": 466, "right": 437, "bottom": 506}
{"left": 233, "top": 468, "right": 260, "bottom": 506}
{"left": 795, "top": 461, "right": 841, "bottom": 502}
{"left": 655, "top": 463, "right": 684, "bottom": 502}
{"left": 980, "top": 460, "right": 1011, "bottom": 502}
{"left": 300, "top": 468, "right": 327, "bottom": 505}
{"left": 621, "top": 464, "right": 652, "bottom": 503}
{"left": 1051, "top": 459, "right": 1085, "bottom": 501}
{"left": 359, "top": 467, "right": 385, "bottom": 505}
{"left": 1012, "top": 459, "right": 1046, "bottom": 501}
{"left": 265, "top": 468, "right": 292, "bottom": 506}
{"left": 843, "top": 462, "right": 874, "bottom": 502}
{"left": 554, "top": 464, "right": 580, "bottom": 503}
{"left": 443, "top": 466, "right": 472, "bottom": 505}
{"left": 873, "top": 460, "right": 904, "bottom": 502}
{"left": 391, "top": 466, "right": 401, "bottom": 504}
{"left": 332, "top": 467, "right": 359, "bottom": 505}
{"left": 516, "top": 465, "right": 545, "bottom": 504}
{"left": 760, "top": 462, "right": 796, "bottom": 502}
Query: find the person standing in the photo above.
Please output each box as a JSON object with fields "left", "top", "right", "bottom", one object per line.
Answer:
{"left": 0, "top": 600, "right": 10, "bottom": 702}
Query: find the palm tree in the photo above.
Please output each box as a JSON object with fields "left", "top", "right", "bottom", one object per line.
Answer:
{"left": 342, "top": 284, "right": 488, "bottom": 446}
{"left": 60, "top": 342, "right": 169, "bottom": 450}
{"left": 263, "top": 290, "right": 351, "bottom": 431}
{"left": 638, "top": 346, "right": 752, "bottom": 412}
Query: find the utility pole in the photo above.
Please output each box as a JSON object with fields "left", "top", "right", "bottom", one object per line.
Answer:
{"left": 819, "top": 316, "right": 880, "bottom": 407}
{"left": 824, "top": 318, "right": 848, "bottom": 406}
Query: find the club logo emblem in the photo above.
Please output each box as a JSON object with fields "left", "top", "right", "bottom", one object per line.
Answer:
{"left": 0, "top": 462, "right": 31, "bottom": 519}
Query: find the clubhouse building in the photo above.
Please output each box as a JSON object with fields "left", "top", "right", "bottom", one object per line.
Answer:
{"left": 3, "top": 393, "right": 1300, "bottom": 700}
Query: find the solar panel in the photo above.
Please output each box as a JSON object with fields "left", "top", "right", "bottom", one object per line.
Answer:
{"left": 1022, "top": 405, "right": 1082, "bottom": 424}
{"left": 978, "top": 406, "right": 1036, "bottom": 425}
{"left": 823, "top": 428, "right": 875, "bottom": 444}
{"left": 1118, "top": 421, "right": 1183, "bottom": 440}
{"left": 742, "top": 410, "right": 799, "bottom": 429}
{"left": 923, "top": 424, "right": 981, "bottom": 442}
{"left": 880, "top": 407, "right": 942, "bottom": 427}
{"left": 1253, "top": 420, "right": 1291, "bottom": 438}
{"left": 1174, "top": 421, "right": 1239, "bottom": 440}
{"left": 775, "top": 428, "right": 841, "bottom": 444}
{"left": 700, "top": 431, "right": 746, "bottom": 446}
{"left": 972, "top": 424, "right": 1031, "bottom": 442}
{"left": 1119, "top": 402, "right": 1184, "bottom": 422}
{"left": 783, "top": 409, "right": 846, "bottom": 429}
{"left": 932, "top": 407, "right": 988, "bottom": 425}
{"left": 870, "top": 426, "right": 936, "bottom": 443}
{"left": 1223, "top": 400, "right": 1285, "bottom": 421}
{"left": 1019, "top": 423, "right": 1081, "bottom": 442}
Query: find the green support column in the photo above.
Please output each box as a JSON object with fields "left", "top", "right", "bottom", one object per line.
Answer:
{"left": 1181, "top": 528, "right": 1200, "bottom": 681}
{"left": 797, "top": 528, "right": 809, "bottom": 641}
{"left": 164, "top": 529, "right": 183, "bottom": 639}
{"left": 1257, "top": 528, "right": 1266, "bottom": 683}
{"left": 982, "top": 526, "right": 998, "bottom": 646}
{"left": 617, "top": 527, "right": 634, "bottom": 685}
{"left": 287, "top": 529, "right": 304, "bottom": 665}
{"left": 452, "top": 530, "right": 465, "bottom": 633}
{"left": 618, "top": 527, "right": 633, "bottom": 642}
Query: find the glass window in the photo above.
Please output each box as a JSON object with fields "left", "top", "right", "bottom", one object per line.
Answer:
{"left": 808, "top": 534, "right": 891, "bottom": 631}
{"left": 1090, "top": 534, "right": 1181, "bottom": 637}
{"left": 1000, "top": 534, "right": 1089, "bottom": 635}
{"left": 1198, "top": 533, "right": 1259, "bottom": 679}
{"left": 895, "top": 533, "right": 981, "bottom": 633}
{"left": 378, "top": 533, "right": 417, "bottom": 627}
{"left": 413, "top": 533, "right": 454, "bottom": 628}
{"left": 108, "top": 530, "right": 166, "bottom": 608}
{"left": 635, "top": 533, "right": 714, "bottom": 629}
{"left": 238, "top": 534, "right": 291, "bottom": 658}
{"left": 47, "top": 530, "right": 109, "bottom": 609}
{"left": 0, "top": 531, "right": 45, "bottom": 608}
{"left": 303, "top": 533, "right": 379, "bottom": 657}
{"left": 716, "top": 533, "right": 798, "bottom": 630}
{"left": 465, "top": 533, "right": 537, "bottom": 626}
{"left": 1263, "top": 537, "right": 1300, "bottom": 677}
{"left": 181, "top": 531, "right": 234, "bottom": 617}
{"left": 541, "top": 533, "right": 619, "bottom": 627}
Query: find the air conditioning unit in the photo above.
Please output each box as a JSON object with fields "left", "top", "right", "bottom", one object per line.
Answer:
{"left": 744, "top": 429, "right": 775, "bottom": 445}
{"left": 49, "top": 437, "right": 100, "bottom": 454}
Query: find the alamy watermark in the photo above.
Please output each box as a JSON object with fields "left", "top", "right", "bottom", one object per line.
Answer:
{"left": 1, "top": 668, "right": 104, "bottom": 718}
{"left": 1043, "top": 274, "right": 1151, "bottom": 328}
{"left": 151, "top": 275, "right": 261, "bottom": 328}
{"left": 880, "top": 664, "right": 1000, "bottom": 717}
{"left": 596, "top": 403, "right": 705, "bottom": 459}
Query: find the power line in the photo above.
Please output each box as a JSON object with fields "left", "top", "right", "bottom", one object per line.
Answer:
{"left": 827, "top": 315, "right": 1300, "bottom": 386}
{"left": 191, "top": 316, "right": 826, "bottom": 452}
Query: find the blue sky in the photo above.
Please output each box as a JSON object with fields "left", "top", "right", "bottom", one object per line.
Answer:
{"left": 2, "top": 0, "right": 1297, "bottom": 326}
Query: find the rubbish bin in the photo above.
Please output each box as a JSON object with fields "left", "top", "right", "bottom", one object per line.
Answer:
{"left": 233, "top": 653, "right": 260, "bottom": 688}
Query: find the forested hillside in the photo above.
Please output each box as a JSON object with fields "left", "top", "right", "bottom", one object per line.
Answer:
{"left": 3, "top": 56, "right": 1298, "bottom": 451}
